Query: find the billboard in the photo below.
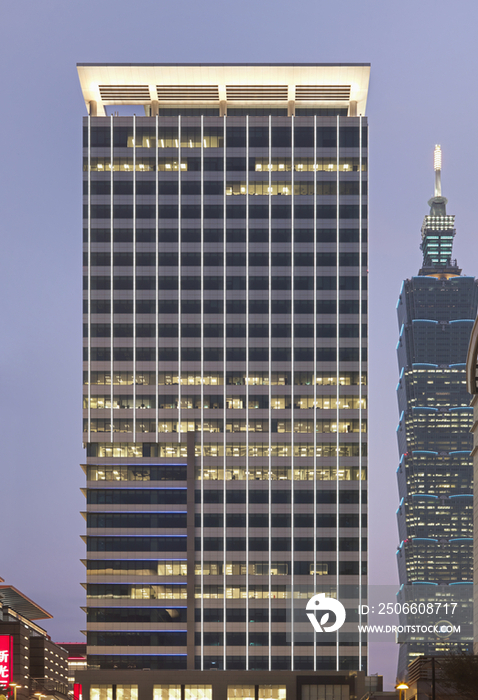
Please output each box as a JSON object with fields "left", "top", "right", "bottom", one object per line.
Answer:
{"left": 0, "top": 635, "right": 13, "bottom": 685}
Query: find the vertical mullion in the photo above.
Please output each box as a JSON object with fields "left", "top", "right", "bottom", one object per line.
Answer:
{"left": 201, "top": 115, "right": 205, "bottom": 480}
{"left": 133, "top": 115, "right": 137, "bottom": 437}
{"left": 178, "top": 116, "right": 182, "bottom": 440}
{"left": 223, "top": 114, "right": 227, "bottom": 671}
{"left": 155, "top": 115, "right": 159, "bottom": 443}
{"left": 87, "top": 114, "right": 91, "bottom": 444}
{"left": 110, "top": 114, "right": 114, "bottom": 441}
{"left": 358, "top": 114, "right": 364, "bottom": 672}
{"left": 245, "top": 115, "right": 249, "bottom": 669}
{"left": 335, "top": 114, "right": 340, "bottom": 671}
{"left": 290, "top": 114, "right": 295, "bottom": 672}
{"left": 201, "top": 115, "right": 204, "bottom": 444}
{"left": 268, "top": 114, "right": 272, "bottom": 672}
{"left": 313, "top": 114, "right": 317, "bottom": 671}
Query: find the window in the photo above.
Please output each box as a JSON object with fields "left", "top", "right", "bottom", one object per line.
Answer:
{"left": 182, "top": 276, "right": 200, "bottom": 290}
{"left": 93, "top": 688, "right": 137, "bottom": 700}
{"left": 153, "top": 687, "right": 181, "bottom": 700}
{"left": 226, "top": 157, "right": 247, "bottom": 171}
{"left": 294, "top": 126, "right": 314, "bottom": 147}
{"left": 249, "top": 276, "right": 268, "bottom": 290}
{"left": 272, "top": 276, "right": 291, "bottom": 290}
{"left": 184, "top": 687, "right": 212, "bottom": 700}
{"left": 227, "top": 299, "right": 246, "bottom": 313}
{"left": 272, "top": 127, "right": 291, "bottom": 147}
{"left": 89, "top": 126, "right": 111, "bottom": 147}
{"left": 226, "top": 276, "right": 246, "bottom": 290}
{"left": 204, "top": 276, "right": 223, "bottom": 289}
{"left": 90, "top": 688, "right": 113, "bottom": 700}
{"left": 316, "top": 126, "right": 336, "bottom": 147}
{"left": 302, "top": 686, "right": 348, "bottom": 700}
{"left": 249, "top": 127, "right": 269, "bottom": 147}
{"left": 226, "top": 126, "right": 246, "bottom": 147}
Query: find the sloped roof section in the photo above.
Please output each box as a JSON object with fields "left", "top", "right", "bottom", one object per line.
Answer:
{"left": 0, "top": 585, "right": 52, "bottom": 620}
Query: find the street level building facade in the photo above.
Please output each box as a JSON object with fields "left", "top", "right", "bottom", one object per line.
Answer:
{"left": 395, "top": 147, "right": 477, "bottom": 678}
{"left": 78, "top": 64, "right": 369, "bottom": 684}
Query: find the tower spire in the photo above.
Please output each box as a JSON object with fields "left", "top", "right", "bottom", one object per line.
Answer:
{"left": 434, "top": 144, "right": 442, "bottom": 197}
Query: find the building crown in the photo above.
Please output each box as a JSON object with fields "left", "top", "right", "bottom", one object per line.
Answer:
{"left": 419, "top": 145, "right": 459, "bottom": 275}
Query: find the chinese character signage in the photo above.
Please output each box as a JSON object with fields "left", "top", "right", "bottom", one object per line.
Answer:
{"left": 0, "top": 636, "right": 13, "bottom": 684}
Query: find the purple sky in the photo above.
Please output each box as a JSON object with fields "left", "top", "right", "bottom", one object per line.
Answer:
{"left": 2, "top": 0, "right": 478, "bottom": 690}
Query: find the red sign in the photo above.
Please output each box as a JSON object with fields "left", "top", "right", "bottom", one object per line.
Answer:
{"left": 74, "top": 684, "right": 83, "bottom": 700}
{"left": 0, "top": 635, "right": 13, "bottom": 684}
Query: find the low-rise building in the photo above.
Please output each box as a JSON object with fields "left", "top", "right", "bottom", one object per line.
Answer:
{"left": 0, "top": 579, "right": 69, "bottom": 700}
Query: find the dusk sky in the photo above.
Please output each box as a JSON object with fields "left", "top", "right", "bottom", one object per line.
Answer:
{"left": 2, "top": 0, "right": 478, "bottom": 690}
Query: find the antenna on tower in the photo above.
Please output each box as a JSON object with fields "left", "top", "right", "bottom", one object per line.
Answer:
{"left": 434, "top": 144, "right": 442, "bottom": 197}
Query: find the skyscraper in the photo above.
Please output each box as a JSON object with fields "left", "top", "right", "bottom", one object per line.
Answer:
{"left": 78, "top": 64, "right": 369, "bottom": 694}
{"left": 395, "top": 147, "right": 477, "bottom": 678}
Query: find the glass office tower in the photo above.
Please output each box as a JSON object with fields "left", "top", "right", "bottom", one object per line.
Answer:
{"left": 79, "top": 64, "right": 369, "bottom": 677}
{"left": 395, "top": 148, "right": 477, "bottom": 677}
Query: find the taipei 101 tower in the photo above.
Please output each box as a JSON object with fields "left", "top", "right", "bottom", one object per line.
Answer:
{"left": 395, "top": 146, "right": 478, "bottom": 678}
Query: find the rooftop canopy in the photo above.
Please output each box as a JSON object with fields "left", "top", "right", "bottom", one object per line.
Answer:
{"left": 0, "top": 585, "right": 52, "bottom": 620}
{"left": 77, "top": 63, "right": 370, "bottom": 117}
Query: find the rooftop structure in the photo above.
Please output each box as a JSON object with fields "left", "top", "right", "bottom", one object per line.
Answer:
{"left": 0, "top": 585, "right": 52, "bottom": 621}
{"left": 77, "top": 63, "right": 370, "bottom": 117}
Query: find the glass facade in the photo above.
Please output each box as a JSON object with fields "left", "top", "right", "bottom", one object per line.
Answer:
{"left": 82, "top": 66, "right": 368, "bottom": 674}
{"left": 395, "top": 182, "right": 477, "bottom": 677}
